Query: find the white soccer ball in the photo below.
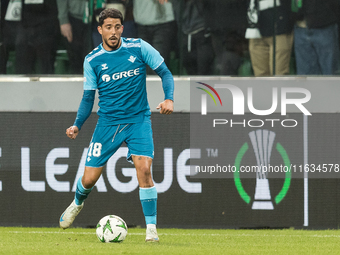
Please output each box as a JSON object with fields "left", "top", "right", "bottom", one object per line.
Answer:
{"left": 96, "top": 215, "right": 128, "bottom": 243}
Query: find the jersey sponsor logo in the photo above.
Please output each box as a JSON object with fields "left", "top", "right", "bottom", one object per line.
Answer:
{"left": 102, "top": 74, "right": 111, "bottom": 82}
{"left": 112, "top": 68, "right": 140, "bottom": 80}
{"left": 101, "top": 68, "right": 140, "bottom": 82}
{"left": 128, "top": 56, "right": 136, "bottom": 63}
{"left": 101, "top": 63, "right": 108, "bottom": 70}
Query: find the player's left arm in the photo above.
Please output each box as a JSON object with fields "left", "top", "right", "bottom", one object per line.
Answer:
{"left": 141, "top": 40, "right": 174, "bottom": 115}
{"left": 154, "top": 62, "right": 174, "bottom": 115}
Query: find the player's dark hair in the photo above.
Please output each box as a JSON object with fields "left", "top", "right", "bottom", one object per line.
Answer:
{"left": 98, "top": 8, "right": 123, "bottom": 26}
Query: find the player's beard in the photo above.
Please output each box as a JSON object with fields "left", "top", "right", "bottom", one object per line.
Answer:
{"left": 104, "top": 36, "right": 121, "bottom": 51}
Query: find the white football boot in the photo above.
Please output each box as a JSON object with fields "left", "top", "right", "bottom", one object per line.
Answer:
{"left": 59, "top": 200, "right": 84, "bottom": 229}
{"left": 145, "top": 224, "right": 159, "bottom": 242}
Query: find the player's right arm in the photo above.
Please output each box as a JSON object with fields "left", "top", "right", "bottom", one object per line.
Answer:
{"left": 66, "top": 90, "right": 95, "bottom": 139}
{"left": 66, "top": 58, "right": 97, "bottom": 140}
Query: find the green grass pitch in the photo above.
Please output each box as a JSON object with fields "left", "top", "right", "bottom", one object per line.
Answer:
{"left": 1, "top": 227, "right": 340, "bottom": 254}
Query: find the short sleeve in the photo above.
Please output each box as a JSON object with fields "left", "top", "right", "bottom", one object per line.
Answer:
{"left": 83, "top": 59, "right": 97, "bottom": 90}
{"left": 140, "top": 40, "right": 164, "bottom": 70}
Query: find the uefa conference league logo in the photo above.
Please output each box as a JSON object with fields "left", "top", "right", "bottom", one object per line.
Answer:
{"left": 234, "top": 129, "right": 291, "bottom": 210}
{"left": 195, "top": 82, "right": 307, "bottom": 210}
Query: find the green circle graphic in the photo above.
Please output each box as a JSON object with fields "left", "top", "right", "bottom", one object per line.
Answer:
{"left": 233, "top": 142, "right": 291, "bottom": 205}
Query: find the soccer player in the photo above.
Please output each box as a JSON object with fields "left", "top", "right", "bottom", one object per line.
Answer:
{"left": 59, "top": 8, "right": 174, "bottom": 243}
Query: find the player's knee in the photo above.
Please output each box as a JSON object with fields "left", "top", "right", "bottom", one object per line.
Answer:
{"left": 137, "top": 166, "right": 153, "bottom": 185}
{"left": 139, "top": 166, "right": 151, "bottom": 178}
{"left": 82, "top": 176, "right": 96, "bottom": 189}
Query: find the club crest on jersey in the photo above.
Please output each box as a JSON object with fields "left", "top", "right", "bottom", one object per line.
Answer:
{"left": 128, "top": 55, "right": 136, "bottom": 63}
{"left": 101, "top": 63, "right": 108, "bottom": 70}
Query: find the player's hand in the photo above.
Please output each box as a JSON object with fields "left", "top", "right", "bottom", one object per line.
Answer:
{"left": 156, "top": 99, "right": 173, "bottom": 115}
{"left": 60, "top": 23, "right": 73, "bottom": 43}
{"left": 158, "top": 0, "right": 169, "bottom": 4}
{"left": 66, "top": 126, "right": 79, "bottom": 139}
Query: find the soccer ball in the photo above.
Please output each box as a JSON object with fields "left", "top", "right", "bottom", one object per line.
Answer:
{"left": 96, "top": 215, "right": 128, "bottom": 243}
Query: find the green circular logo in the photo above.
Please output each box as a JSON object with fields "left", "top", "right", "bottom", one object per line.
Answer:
{"left": 234, "top": 142, "right": 291, "bottom": 205}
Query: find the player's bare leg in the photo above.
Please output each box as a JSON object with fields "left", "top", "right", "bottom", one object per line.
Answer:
{"left": 134, "top": 156, "right": 154, "bottom": 188}
{"left": 133, "top": 156, "right": 159, "bottom": 242}
{"left": 82, "top": 166, "right": 104, "bottom": 188}
{"left": 59, "top": 166, "right": 103, "bottom": 229}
